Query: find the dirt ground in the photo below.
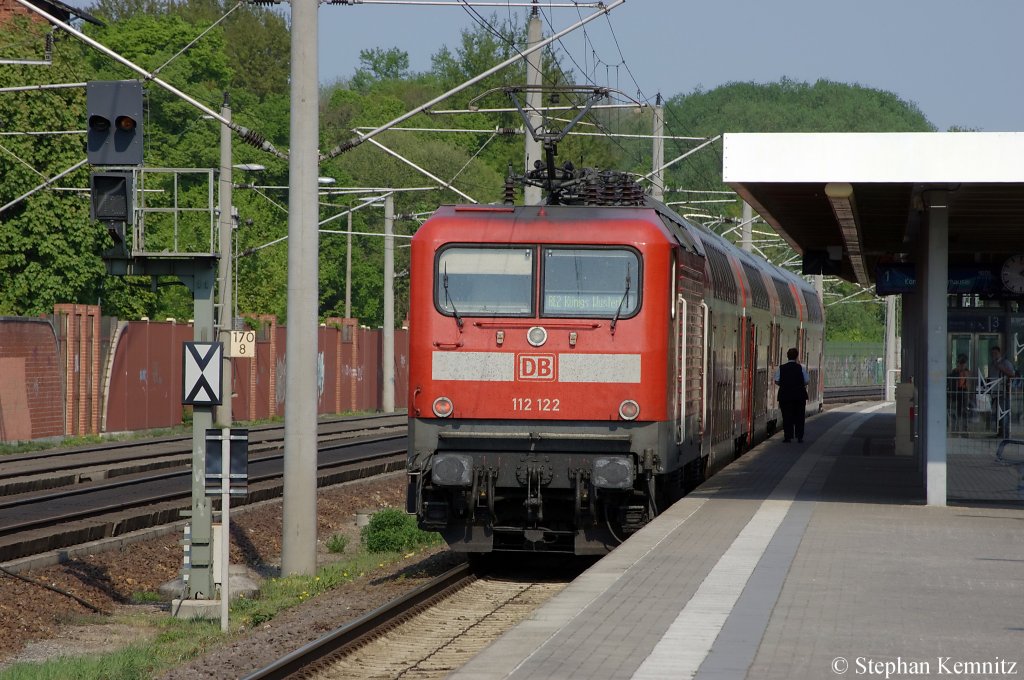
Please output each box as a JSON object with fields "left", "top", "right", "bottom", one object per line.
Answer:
{"left": 0, "top": 473, "right": 464, "bottom": 677}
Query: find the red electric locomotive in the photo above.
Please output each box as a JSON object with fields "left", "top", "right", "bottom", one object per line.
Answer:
{"left": 406, "top": 173, "right": 823, "bottom": 555}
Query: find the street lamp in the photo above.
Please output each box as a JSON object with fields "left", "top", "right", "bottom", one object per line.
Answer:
{"left": 234, "top": 163, "right": 266, "bottom": 173}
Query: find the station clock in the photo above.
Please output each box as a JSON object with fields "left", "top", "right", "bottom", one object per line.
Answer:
{"left": 1000, "top": 254, "right": 1024, "bottom": 294}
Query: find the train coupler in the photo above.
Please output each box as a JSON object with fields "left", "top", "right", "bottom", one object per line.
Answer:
{"left": 523, "top": 462, "right": 547, "bottom": 523}
{"left": 421, "top": 501, "right": 449, "bottom": 530}
{"left": 619, "top": 504, "right": 649, "bottom": 532}
{"left": 572, "top": 470, "right": 593, "bottom": 526}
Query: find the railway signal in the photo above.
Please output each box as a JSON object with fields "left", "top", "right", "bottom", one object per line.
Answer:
{"left": 86, "top": 80, "right": 143, "bottom": 166}
{"left": 89, "top": 170, "right": 134, "bottom": 253}
{"left": 89, "top": 171, "right": 133, "bottom": 233}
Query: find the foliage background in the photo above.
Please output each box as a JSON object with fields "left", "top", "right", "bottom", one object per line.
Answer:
{"left": 0, "top": 2, "right": 937, "bottom": 340}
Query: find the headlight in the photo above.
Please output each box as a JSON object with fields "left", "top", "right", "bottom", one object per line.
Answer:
{"left": 432, "top": 454, "right": 474, "bottom": 486}
{"left": 593, "top": 456, "right": 634, "bottom": 489}
{"left": 527, "top": 326, "right": 547, "bottom": 347}
{"left": 618, "top": 399, "right": 640, "bottom": 420}
{"left": 432, "top": 396, "right": 454, "bottom": 418}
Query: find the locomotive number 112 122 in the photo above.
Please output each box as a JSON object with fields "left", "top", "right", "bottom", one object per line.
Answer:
{"left": 511, "top": 397, "right": 560, "bottom": 412}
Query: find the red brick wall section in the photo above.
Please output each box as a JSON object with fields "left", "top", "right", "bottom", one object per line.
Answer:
{"left": 105, "top": 320, "right": 192, "bottom": 432}
{"left": 0, "top": 318, "right": 63, "bottom": 441}
{"left": 0, "top": 312, "right": 408, "bottom": 442}
{"left": 0, "top": 0, "right": 48, "bottom": 26}
{"left": 395, "top": 328, "right": 409, "bottom": 409}
{"left": 348, "top": 320, "right": 359, "bottom": 411}
{"left": 53, "top": 304, "right": 103, "bottom": 436}
{"left": 325, "top": 318, "right": 361, "bottom": 413}
{"left": 317, "top": 325, "right": 339, "bottom": 413}
{"left": 274, "top": 324, "right": 287, "bottom": 417}
{"left": 250, "top": 316, "right": 276, "bottom": 422}
{"left": 266, "top": 315, "right": 279, "bottom": 418}
{"left": 357, "top": 327, "right": 380, "bottom": 412}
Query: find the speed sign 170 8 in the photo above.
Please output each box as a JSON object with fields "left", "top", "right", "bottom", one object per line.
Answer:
{"left": 228, "top": 330, "right": 257, "bottom": 358}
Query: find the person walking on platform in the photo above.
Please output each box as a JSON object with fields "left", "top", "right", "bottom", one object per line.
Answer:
{"left": 948, "top": 354, "right": 971, "bottom": 435}
{"left": 774, "top": 347, "right": 810, "bottom": 443}
{"left": 989, "top": 346, "right": 1015, "bottom": 439}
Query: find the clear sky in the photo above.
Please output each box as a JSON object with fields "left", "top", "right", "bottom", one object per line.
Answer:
{"left": 316, "top": 0, "right": 1024, "bottom": 132}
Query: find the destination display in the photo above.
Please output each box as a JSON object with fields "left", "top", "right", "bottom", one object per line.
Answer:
{"left": 876, "top": 263, "right": 1006, "bottom": 297}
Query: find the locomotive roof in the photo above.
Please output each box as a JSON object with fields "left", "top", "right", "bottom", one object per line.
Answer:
{"left": 425, "top": 201, "right": 816, "bottom": 297}
{"left": 649, "top": 198, "right": 817, "bottom": 296}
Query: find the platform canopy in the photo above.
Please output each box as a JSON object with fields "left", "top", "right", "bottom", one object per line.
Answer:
{"left": 722, "top": 132, "right": 1024, "bottom": 286}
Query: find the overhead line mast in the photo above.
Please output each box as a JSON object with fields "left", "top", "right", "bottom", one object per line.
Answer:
{"left": 524, "top": 1, "right": 543, "bottom": 206}
{"left": 321, "top": 0, "right": 626, "bottom": 160}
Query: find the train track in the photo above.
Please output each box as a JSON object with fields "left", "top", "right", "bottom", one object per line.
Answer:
{"left": 0, "top": 413, "right": 406, "bottom": 496}
{"left": 823, "top": 385, "right": 885, "bottom": 403}
{"left": 244, "top": 560, "right": 575, "bottom": 680}
{"left": 0, "top": 415, "right": 408, "bottom": 564}
{"left": 243, "top": 563, "right": 476, "bottom": 680}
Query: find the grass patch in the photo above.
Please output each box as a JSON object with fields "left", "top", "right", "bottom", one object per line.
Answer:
{"left": 361, "top": 508, "right": 443, "bottom": 553}
{"left": 232, "top": 551, "right": 388, "bottom": 627}
{"left": 0, "top": 616, "right": 221, "bottom": 680}
{"left": 0, "top": 428, "right": 187, "bottom": 458}
{"left": 0, "top": 412, "right": 385, "bottom": 458}
{"left": 0, "top": 508, "right": 438, "bottom": 679}
{"left": 0, "top": 435, "right": 103, "bottom": 457}
{"left": 129, "top": 591, "right": 163, "bottom": 604}
{"left": 325, "top": 533, "right": 348, "bottom": 554}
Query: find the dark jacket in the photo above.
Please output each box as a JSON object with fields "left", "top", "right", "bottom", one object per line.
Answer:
{"left": 777, "top": 361, "right": 809, "bottom": 402}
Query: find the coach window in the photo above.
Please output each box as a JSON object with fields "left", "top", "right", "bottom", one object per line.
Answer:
{"left": 435, "top": 246, "right": 534, "bottom": 316}
{"left": 542, "top": 247, "right": 641, "bottom": 317}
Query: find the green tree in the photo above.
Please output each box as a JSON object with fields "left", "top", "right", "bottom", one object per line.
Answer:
{"left": 350, "top": 47, "right": 410, "bottom": 92}
{"left": 0, "top": 3, "right": 938, "bottom": 340}
{"left": 0, "top": 19, "right": 105, "bottom": 316}
{"left": 824, "top": 284, "right": 885, "bottom": 342}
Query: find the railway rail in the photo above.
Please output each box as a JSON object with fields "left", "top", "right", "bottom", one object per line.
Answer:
{"left": 823, "top": 385, "right": 885, "bottom": 403}
{"left": 0, "top": 413, "right": 406, "bottom": 496}
{"left": 244, "top": 563, "right": 476, "bottom": 680}
{"left": 244, "top": 559, "right": 576, "bottom": 680}
{"left": 0, "top": 393, "right": 880, "bottom": 565}
{"left": 0, "top": 414, "right": 408, "bottom": 564}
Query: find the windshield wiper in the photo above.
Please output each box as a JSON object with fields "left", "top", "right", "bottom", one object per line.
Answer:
{"left": 610, "top": 269, "right": 631, "bottom": 335}
{"left": 443, "top": 266, "right": 464, "bottom": 330}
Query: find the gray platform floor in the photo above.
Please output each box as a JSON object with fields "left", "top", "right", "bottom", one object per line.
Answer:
{"left": 451, "top": 403, "right": 1024, "bottom": 679}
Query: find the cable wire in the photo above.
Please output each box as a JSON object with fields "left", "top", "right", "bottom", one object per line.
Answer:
{"left": 0, "top": 565, "right": 108, "bottom": 615}
{"left": 152, "top": 2, "right": 244, "bottom": 77}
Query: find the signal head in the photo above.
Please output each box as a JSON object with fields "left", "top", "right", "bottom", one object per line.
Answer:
{"left": 85, "top": 80, "right": 144, "bottom": 166}
{"left": 88, "top": 114, "right": 111, "bottom": 132}
{"left": 115, "top": 115, "right": 137, "bottom": 132}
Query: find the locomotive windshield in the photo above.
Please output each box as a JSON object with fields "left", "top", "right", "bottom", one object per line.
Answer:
{"left": 435, "top": 247, "right": 534, "bottom": 316}
{"left": 434, "top": 245, "right": 642, "bottom": 319}
{"left": 542, "top": 248, "right": 640, "bottom": 318}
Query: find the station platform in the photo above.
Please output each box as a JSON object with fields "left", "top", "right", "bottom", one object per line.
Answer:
{"left": 452, "top": 403, "right": 1024, "bottom": 680}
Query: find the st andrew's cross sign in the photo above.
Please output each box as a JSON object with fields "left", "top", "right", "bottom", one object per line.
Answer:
{"left": 182, "top": 342, "right": 223, "bottom": 406}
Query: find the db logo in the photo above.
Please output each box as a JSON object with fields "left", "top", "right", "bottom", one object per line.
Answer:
{"left": 517, "top": 354, "right": 556, "bottom": 381}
